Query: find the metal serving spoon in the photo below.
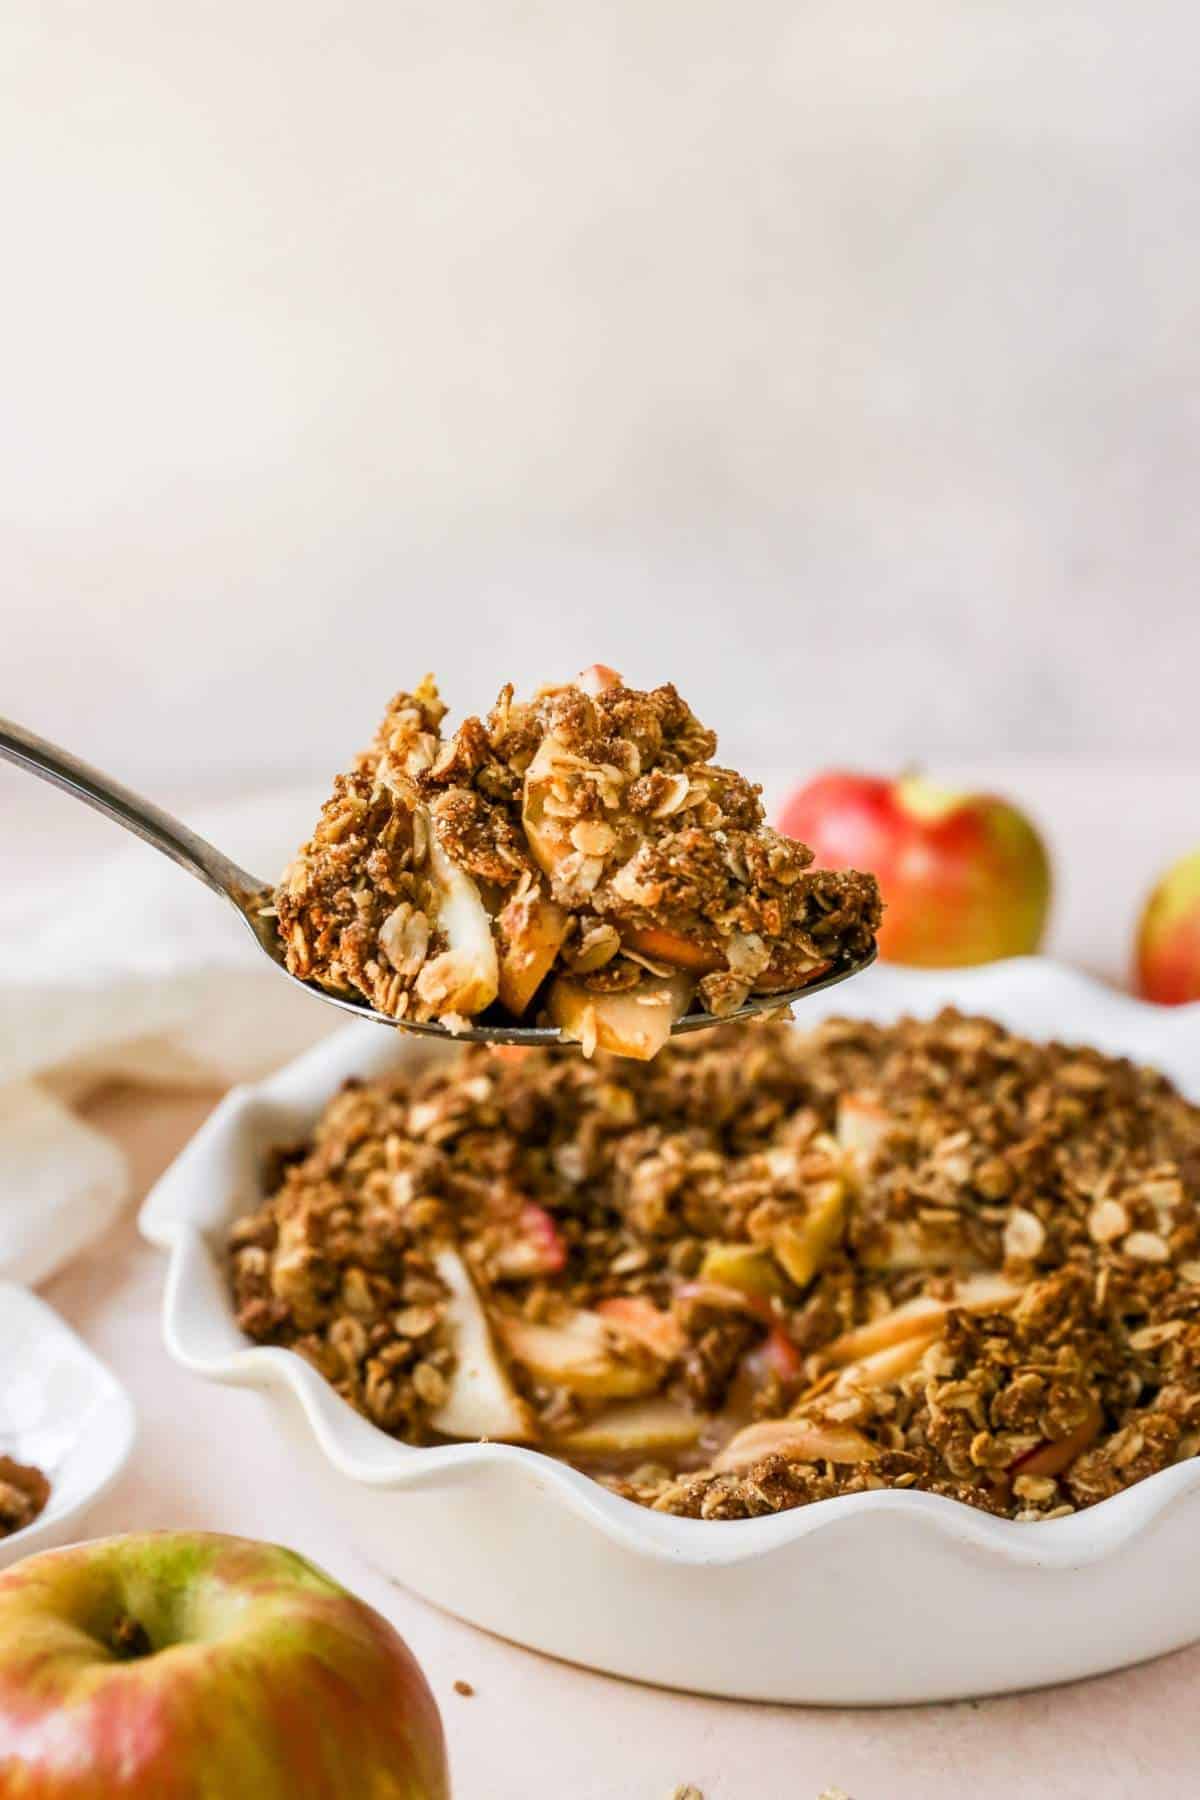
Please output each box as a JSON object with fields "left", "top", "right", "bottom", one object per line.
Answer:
{"left": 0, "top": 715, "right": 876, "bottom": 1046}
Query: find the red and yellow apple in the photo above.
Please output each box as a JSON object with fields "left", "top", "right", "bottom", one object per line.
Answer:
{"left": 0, "top": 1532, "right": 448, "bottom": 1799}
{"left": 779, "top": 771, "right": 1051, "bottom": 966}
{"left": 1135, "top": 848, "right": 1200, "bottom": 1005}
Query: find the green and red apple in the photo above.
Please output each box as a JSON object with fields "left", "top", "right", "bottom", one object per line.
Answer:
{"left": 779, "top": 771, "right": 1051, "bottom": 966}
{"left": 0, "top": 1532, "right": 448, "bottom": 1799}
{"left": 1135, "top": 848, "right": 1200, "bottom": 1005}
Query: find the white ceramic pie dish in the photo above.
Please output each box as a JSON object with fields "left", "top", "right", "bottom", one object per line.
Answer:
{"left": 140, "top": 958, "right": 1200, "bottom": 1703}
{"left": 0, "top": 1282, "right": 137, "bottom": 1569}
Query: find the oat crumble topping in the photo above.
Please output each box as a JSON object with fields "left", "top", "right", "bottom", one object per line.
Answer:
{"left": 0, "top": 1456, "right": 50, "bottom": 1538}
{"left": 229, "top": 1011, "right": 1200, "bottom": 1523}
{"left": 274, "top": 669, "right": 880, "bottom": 1058}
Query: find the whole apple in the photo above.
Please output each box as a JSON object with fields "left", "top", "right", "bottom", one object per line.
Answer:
{"left": 779, "top": 771, "right": 1051, "bottom": 966}
{"left": 1135, "top": 847, "right": 1200, "bottom": 1004}
{"left": 0, "top": 1533, "right": 448, "bottom": 1799}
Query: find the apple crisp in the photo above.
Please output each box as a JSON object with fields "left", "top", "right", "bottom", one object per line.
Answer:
{"left": 0, "top": 1456, "right": 49, "bottom": 1538}
{"left": 273, "top": 668, "right": 880, "bottom": 1058}
{"left": 228, "top": 1011, "right": 1200, "bottom": 1523}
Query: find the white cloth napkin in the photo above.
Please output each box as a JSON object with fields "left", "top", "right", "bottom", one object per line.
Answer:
{"left": 0, "top": 787, "right": 336, "bottom": 1284}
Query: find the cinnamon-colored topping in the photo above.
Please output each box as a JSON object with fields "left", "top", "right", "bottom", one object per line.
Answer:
{"left": 0, "top": 1456, "right": 50, "bottom": 1538}
{"left": 271, "top": 672, "right": 880, "bottom": 1051}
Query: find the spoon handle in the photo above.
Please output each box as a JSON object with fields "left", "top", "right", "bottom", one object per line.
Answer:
{"left": 0, "top": 716, "right": 266, "bottom": 905}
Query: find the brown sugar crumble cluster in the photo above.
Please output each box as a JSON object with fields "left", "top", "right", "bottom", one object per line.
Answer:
{"left": 271, "top": 667, "right": 880, "bottom": 1058}
{"left": 0, "top": 1456, "right": 50, "bottom": 1538}
{"left": 229, "top": 1011, "right": 1200, "bottom": 1524}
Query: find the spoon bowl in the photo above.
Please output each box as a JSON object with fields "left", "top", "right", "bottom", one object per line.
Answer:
{"left": 1, "top": 714, "right": 876, "bottom": 1047}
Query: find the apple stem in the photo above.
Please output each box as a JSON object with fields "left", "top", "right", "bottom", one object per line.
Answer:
{"left": 110, "top": 1613, "right": 153, "bottom": 1659}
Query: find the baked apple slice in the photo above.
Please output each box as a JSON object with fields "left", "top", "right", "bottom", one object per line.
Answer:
{"left": 752, "top": 1323, "right": 804, "bottom": 1384}
{"left": 412, "top": 810, "right": 500, "bottom": 1018}
{"left": 554, "top": 1396, "right": 703, "bottom": 1458}
{"left": 494, "top": 1308, "right": 662, "bottom": 1398}
{"left": 619, "top": 924, "right": 725, "bottom": 975}
{"left": 823, "top": 1273, "right": 1023, "bottom": 1366}
{"left": 769, "top": 1176, "right": 847, "bottom": 1288}
{"left": 575, "top": 663, "right": 624, "bottom": 697}
{"left": 494, "top": 884, "right": 570, "bottom": 1016}
{"left": 698, "top": 1244, "right": 784, "bottom": 1300}
{"left": 489, "top": 1202, "right": 568, "bottom": 1281}
{"left": 713, "top": 1417, "right": 881, "bottom": 1472}
{"left": 1010, "top": 1396, "right": 1103, "bottom": 1478}
{"left": 859, "top": 1219, "right": 994, "bottom": 1275}
{"left": 546, "top": 972, "right": 693, "bottom": 1060}
{"left": 594, "top": 1296, "right": 685, "bottom": 1361}
{"left": 429, "top": 1249, "right": 535, "bottom": 1443}
{"left": 828, "top": 1334, "right": 933, "bottom": 1393}
{"left": 747, "top": 956, "right": 834, "bottom": 995}
{"left": 836, "top": 1093, "right": 892, "bottom": 1170}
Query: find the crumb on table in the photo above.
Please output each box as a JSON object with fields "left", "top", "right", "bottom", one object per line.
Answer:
{"left": 0, "top": 1456, "right": 50, "bottom": 1538}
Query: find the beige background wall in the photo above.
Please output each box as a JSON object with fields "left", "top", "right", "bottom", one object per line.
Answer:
{"left": 3, "top": 1, "right": 1197, "bottom": 791}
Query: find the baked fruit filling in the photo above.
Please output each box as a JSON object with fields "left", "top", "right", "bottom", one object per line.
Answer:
{"left": 229, "top": 1012, "right": 1200, "bottom": 1523}
{"left": 273, "top": 669, "right": 880, "bottom": 1057}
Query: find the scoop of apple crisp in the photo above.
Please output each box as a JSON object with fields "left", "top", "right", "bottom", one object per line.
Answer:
{"left": 229, "top": 1011, "right": 1200, "bottom": 1524}
{"left": 274, "top": 667, "right": 880, "bottom": 1057}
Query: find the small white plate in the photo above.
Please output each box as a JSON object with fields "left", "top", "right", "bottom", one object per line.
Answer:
{"left": 0, "top": 1281, "right": 137, "bottom": 1568}
{"left": 141, "top": 959, "right": 1200, "bottom": 1703}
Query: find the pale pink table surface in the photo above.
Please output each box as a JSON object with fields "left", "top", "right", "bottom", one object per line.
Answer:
{"left": 14, "top": 760, "right": 1200, "bottom": 1799}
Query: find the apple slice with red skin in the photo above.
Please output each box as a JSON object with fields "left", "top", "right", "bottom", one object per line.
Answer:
{"left": 676, "top": 1279, "right": 774, "bottom": 1322}
{"left": 595, "top": 1295, "right": 685, "bottom": 1361}
{"left": 554, "top": 1396, "right": 703, "bottom": 1458}
{"left": 490, "top": 1202, "right": 568, "bottom": 1281}
{"left": 749, "top": 957, "right": 834, "bottom": 995}
{"left": 736, "top": 1324, "right": 805, "bottom": 1394}
{"left": 676, "top": 1279, "right": 804, "bottom": 1384}
{"left": 619, "top": 928, "right": 833, "bottom": 994}
{"left": 429, "top": 1249, "right": 535, "bottom": 1443}
{"left": 759, "top": 1323, "right": 804, "bottom": 1383}
{"left": 575, "top": 663, "right": 624, "bottom": 697}
{"left": 547, "top": 972, "right": 693, "bottom": 1061}
{"left": 0, "top": 1532, "right": 449, "bottom": 1799}
{"left": 494, "top": 1308, "right": 662, "bottom": 1398}
{"left": 1010, "top": 1396, "right": 1103, "bottom": 1478}
{"left": 619, "top": 923, "right": 725, "bottom": 975}
{"left": 494, "top": 887, "right": 570, "bottom": 1016}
